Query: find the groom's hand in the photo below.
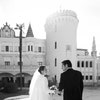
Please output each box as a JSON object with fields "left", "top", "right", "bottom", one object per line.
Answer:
{"left": 57, "top": 91, "right": 62, "bottom": 96}
{"left": 54, "top": 90, "right": 61, "bottom": 95}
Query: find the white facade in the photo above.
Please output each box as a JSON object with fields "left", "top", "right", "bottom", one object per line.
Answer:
{"left": 0, "top": 23, "right": 46, "bottom": 86}
{"left": 76, "top": 37, "right": 100, "bottom": 86}
{"left": 76, "top": 49, "right": 97, "bottom": 85}
{"left": 45, "top": 10, "right": 79, "bottom": 82}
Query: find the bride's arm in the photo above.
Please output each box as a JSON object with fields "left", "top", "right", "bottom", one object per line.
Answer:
{"left": 43, "top": 77, "right": 55, "bottom": 94}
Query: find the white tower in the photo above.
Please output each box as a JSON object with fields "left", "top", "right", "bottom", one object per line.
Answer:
{"left": 45, "top": 10, "right": 79, "bottom": 83}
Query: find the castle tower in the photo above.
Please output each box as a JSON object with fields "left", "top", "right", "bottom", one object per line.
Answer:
{"left": 91, "top": 36, "right": 97, "bottom": 57}
{"left": 45, "top": 10, "right": 79, "bottom": 82}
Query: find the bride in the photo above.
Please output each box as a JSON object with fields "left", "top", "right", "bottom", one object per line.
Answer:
{"left": 4, "top": 66, "right": 57, "bottom": 100}
{"left": 28, "top": 66, "right": 55, "bottom": 100}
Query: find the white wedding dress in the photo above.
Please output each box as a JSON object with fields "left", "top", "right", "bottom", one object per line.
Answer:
{"left": 21, "top": 68, "right": 53, "bottom": 100}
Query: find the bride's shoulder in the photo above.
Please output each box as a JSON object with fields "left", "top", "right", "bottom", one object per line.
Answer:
{"left": 43, "top": 76, "right": 48, "bottom": 81}
{"left": 39, "top": 74, "right": 46, "bottom": 80}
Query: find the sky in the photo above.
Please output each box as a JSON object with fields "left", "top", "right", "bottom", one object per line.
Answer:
{"left": 0, "top": 0, "right": 100, "bottom": 55}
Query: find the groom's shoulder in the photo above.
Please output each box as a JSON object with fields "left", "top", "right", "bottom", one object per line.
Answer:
{"left": 74, "top": 69, "right": 82, "bottom": 74}
{"left": 74, "top": 69, "right": 82, "bottom": 76}
{"left": 61, "top": 71, "right": 67, "bottom": 76}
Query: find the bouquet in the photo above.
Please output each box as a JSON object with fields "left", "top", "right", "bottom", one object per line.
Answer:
{"left": 50, "top": 85, "right": 58, "bottom": 91}
{"left": 50, "top": 85, "right": 62, "bottom": 96}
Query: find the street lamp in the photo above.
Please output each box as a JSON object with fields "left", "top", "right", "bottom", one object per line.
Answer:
{"left": 15, "top": 24, "right": 24, "bottom": 90}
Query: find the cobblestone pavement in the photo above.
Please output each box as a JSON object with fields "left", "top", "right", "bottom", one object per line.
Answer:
{"left": 4, "top": 88, "right": 100, "bottom": 100}
{"left": 83, "top": 88, "right": 100, "bottom": 100}
{"left": 49, "top": 88, "right": 100, "bottom": 100}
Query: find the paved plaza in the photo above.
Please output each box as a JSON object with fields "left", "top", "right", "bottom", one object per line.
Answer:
{"left": 4, "top": 87, "right": 100, "bottom": 100}
{"left": 82, "top": 87, "right": 100, "bottom": 100}
{"left": 52, "top": 88, "right": 100, "bottom": 100}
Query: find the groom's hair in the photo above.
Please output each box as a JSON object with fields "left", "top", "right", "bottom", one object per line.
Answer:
{"left": 62, "top": 60, "right": 72, "bottom": 67}
{"left": 38, "top": 66, "right": 46, "bottom": 74}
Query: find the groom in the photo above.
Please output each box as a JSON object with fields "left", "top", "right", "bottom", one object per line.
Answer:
{"left": 58, "top": 60, "right": 83, "bottom": 100}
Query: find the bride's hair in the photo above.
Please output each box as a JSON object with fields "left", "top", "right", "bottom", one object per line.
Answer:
{"left": 38, "top": 66, "right": 46, "bottom": 74}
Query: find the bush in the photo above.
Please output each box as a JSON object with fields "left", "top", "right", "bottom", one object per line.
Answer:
{"left": 0, "top": 81, "right": 3, "bottom": 90}
{"left": 3, "top": 82, "right": 18, "bottom": 93}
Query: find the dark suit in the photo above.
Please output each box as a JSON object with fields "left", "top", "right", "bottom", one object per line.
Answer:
{"left": 59, "top": 68, "right": 83, "bottom": 100}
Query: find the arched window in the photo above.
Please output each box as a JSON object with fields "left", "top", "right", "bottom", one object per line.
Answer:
{"left": 90, "top": 61, "right": 92, "bottom": 67}
{"left": 82, "top": 61, "right": 84, "bottom": 67}
{"left": 86, "top": 61, "right": 88, "bottom": 67}
{"left": 90, "top": 75, "right": 92, "bottom": 80}
{"left": 31, "top": 45, "right": 33, "bottom": 51}
{"left": 86, "top": 76, "right": 88, "bottom": 80}
{"left": 5, "top": 46, "right": 9, "bottom": 52}
{"left": 28, "top": 45, "right": 30, "bottom": 51}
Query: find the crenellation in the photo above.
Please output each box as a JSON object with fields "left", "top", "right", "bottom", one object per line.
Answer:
{"left": 46, "top": 10, "right": 78, "bottom": 22}
{"left": 45, "top": 10, "right": 78, "bottom": 29}
{"left": 45, "top": 10, "right": 79, "bottom": 33}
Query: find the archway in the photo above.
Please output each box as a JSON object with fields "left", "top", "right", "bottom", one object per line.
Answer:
{"left": 15, "top": 73, "right": 32, "bottom": 87}
{"left": 0, "top": 72, "right": 14, "bottom": 83}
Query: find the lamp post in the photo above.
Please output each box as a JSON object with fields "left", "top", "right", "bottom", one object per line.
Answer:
{"left": 15, "top": 24, "right": 24, "bottom": 90}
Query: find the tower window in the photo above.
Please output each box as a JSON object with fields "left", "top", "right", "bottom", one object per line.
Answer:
{"left": 55, "top": 58, "right": 57, "bottom": 67}
{"left": 66, "top": 45, "right": 71, "bottom": 51}
{"left": 55, "top": 42, "right": 57, "bottom": 49}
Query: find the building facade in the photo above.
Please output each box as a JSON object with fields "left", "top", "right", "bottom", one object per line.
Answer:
{"left": 0, "top": 10, "right": 100, "bottom": 86}
{"left": 0, "top": 23, "right": 46, "bottom": 86}
{"left": 76, "top": 37, "right": 100, "bottom": 86}
{"left": 76, "top": 49, "right": 97, "bottom": 86}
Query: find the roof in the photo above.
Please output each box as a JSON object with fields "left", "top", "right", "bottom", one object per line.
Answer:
{"left": 77, "top": 48, "right": 88, "bottom": 51}
{"left": 26, "top": 24, "right": 34, "bottom": 37}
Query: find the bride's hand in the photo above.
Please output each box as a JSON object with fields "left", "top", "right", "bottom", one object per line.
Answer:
{"left": 49, "top": 90, "right": 55, "bottom": 95}
{"left": 49, "top": 85, "right": 58, "bottom": 95}
{"left": 55, "top": 89, "right": 59, "bottom": 94}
